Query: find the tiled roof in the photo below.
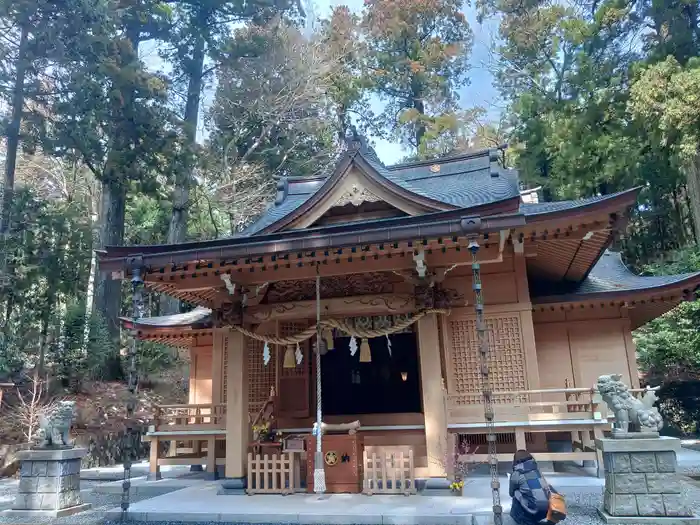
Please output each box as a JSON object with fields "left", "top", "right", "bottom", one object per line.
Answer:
{"left": 520, "top": 189, "right": 639, "bottom": 216}
{"left": 241, "top": 144, "right": 520, "bottom": 236}
{"left": 388, "top": 155, "right": 520, "bottom": 207}
{"left": 533, "top": 251, "right": 700, "bottom": 301}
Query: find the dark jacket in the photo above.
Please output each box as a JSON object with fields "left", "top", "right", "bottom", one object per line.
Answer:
{"left": 509, "top": 457, "right": 555, "bottom": 524}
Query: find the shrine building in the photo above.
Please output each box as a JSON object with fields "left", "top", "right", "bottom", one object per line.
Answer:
{"left": 101, "top": 138, "right": 700, "bottom": 495}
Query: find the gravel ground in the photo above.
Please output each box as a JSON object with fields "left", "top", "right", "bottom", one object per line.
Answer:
{"left": 2, "top": 477, "right": 700, "bottom": 524}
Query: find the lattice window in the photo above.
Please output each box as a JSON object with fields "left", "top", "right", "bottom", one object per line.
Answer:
{"left": 277, "top": 321, "right": 311, "bottom": 417}
{"left": 248, "top": 336, "right": 276, "bottom": 414}
{"left": 278, "top": 322, "right": 308, "bottom": 379}
{"left": 449, "top": 315, "right": 526, "bottom": 403}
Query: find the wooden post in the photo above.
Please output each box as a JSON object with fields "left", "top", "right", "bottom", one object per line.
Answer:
{"left": 417, "top": 313, "right": 448, "bottom": 478}
{"left": 148, "top": 436, "right": 161, "bottom": 480}
{"left": 212, "top": 329, "right": 226, "bottom": 405}
{"left": 206, "top": 436, "right": 216, "bottom": 476}
{"left": 224, "top": 329, "right": 249, "bottom": 483}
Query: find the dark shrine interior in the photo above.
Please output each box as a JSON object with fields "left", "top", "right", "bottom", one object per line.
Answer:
{"left": 321, "top": 332, "right": 422, "bottom": 415}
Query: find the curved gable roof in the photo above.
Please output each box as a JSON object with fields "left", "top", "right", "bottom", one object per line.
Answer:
{"left": 241, "top": 141, "right": 521, "bottom": 237}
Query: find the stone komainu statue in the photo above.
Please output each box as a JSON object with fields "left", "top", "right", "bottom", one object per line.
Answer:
{"left": 596, "top": 374, "right": 663, "bottom": 434}
{"left": 35, "top": 400, "right": 76, "bottom": 448}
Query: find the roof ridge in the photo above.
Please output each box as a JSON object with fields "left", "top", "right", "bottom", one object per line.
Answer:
{"left": 386, "top": 145, "right": 506, "bottom": 171}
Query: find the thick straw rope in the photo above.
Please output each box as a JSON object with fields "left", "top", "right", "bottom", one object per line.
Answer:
{"left": 231, "top": 308, "right": 450, "bottom": 345}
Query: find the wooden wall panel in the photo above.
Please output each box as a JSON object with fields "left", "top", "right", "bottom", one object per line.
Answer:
{"left": 190, "top": 346, "right": 213, "bottom": 405}
{"left": 533, "top": 317, "right": 635, "bottom": 393}
{"left": 444, "top": 271, "right": 518, "bottom": 305}
{"left": 568, "top": 320, "right": 632, "bottom": 389}
{"left": 534, "top": 324, "right": 574, "bottom": 400}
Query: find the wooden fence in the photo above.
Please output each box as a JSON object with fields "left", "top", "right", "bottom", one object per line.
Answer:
{"left": 154, "top": 403, "right": 227, "bottom": 431}
{"left": 246, "top": 453, "right": 298, "bottom": 495}
{"left": 363, "top": 446, "right": 417, "bottom": 495}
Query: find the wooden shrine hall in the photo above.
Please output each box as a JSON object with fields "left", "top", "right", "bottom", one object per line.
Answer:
{"left": 102, "top": 137, "right": 700, "bottom": 495}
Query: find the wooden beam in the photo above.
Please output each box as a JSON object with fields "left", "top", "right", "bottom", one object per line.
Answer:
{"left": 244, "top": 294, "right": 417, "bottom": 323}
{"left": 147, "top": 243, "right": 502, "bottom": 287}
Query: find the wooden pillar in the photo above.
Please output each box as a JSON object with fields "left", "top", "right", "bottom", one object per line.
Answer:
{"left": 417, "top": 313, "right": 448, "bottom": 478}
{"left": 212, "top": 330, "right": 226, "bottom": 406}
{"left": 224, "top": 329, "right": 248, "bottom": 481}
{"left": 514, "top": 245, "right": 541, "bottom": 391}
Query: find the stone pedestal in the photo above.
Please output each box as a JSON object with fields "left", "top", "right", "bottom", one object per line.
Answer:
{"left": 596, "top": 436, "right": 700, "bottom": 524}
{"left": 2, "top": 448, "right": 91, "bottom": 518}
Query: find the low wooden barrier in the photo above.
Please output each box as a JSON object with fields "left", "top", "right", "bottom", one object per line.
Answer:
{"left": 362, "top": 446, "right": 417, "bottom": 495}
{"left": 247, "top": 453, "right": 298, "bottom": 495}
{"left": 154, "top": 403, "right": 226, "bottom": 431}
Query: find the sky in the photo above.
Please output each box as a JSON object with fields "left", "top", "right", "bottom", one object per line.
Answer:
{"left": 312, "top": 0, "right": 504, "bottom": 164}
{"left": 141, "top": 0, "right": 503, "bottom": 166}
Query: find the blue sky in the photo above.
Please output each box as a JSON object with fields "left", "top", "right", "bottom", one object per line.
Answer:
{"left": 312, "top": 0, "right": 503, "bottom": 164}
{"left": 142, "top": 0, "right": 502, "bottom": 165}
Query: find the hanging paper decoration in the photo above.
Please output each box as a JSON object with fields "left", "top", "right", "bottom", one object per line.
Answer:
{"left": 283, "top": 344, "right": 295, "bottom": 368}
{"left": 295, "top": 342, "right": 303, "bottom": 365}
{"left": 349, "top": 336, "right": 358, "bottom": 356}
{"left": 323, "top": 328, "right": 335, "bottom": 351}
{"left": 263, "top": 342, "right": 271, "bottom": 366}
{"left": 359, "top": 338, "right": 371, "bottom": 363}
{"left": 386, "top": 334, "right": 392, "bottom": 357}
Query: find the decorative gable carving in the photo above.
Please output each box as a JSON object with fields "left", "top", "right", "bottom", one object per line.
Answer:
{"left": 333, "top": 184, "right": 381, "bottom": 208}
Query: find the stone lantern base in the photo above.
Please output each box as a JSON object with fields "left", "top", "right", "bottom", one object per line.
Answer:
{"left": 2, "top": 447, "right": 91, "bottom": 518}
{"left": 596, "top": 436, "right": 700, "bottom": 524}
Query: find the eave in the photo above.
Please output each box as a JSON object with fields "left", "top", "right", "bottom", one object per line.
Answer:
{"left": 520, "top": 188, "right": 641, "bottom": 284}
{"left": 98, "top": 210, "right": 524, "bottom": 275}
{"left": 531, "top": 251, "right": 700, "bottom": 329}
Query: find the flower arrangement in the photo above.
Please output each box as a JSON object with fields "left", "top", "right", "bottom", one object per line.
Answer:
{"left": 252, "top": 422, "right": 274, "bottom": 441}
{"left": 449, "top": 480, "right": 464, "bottom": 493}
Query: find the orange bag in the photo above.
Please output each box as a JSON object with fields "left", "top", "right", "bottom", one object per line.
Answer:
{"left": 546, "top": 492, "right": 567, "bottom": 523}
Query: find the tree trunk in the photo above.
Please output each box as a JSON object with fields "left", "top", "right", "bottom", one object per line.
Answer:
{"left": 161, "top": 32, "right": 206, "bottom": 315}
{"left": 685, "top": 153, "right": 700, "bottom": 245}
{"left": 94, "top": 179, "right": 126, "bottom": 342}
{"left": 92, "top": 27, "right": 140, "bottom": 346}
{"left": 82, "top": 185, "right": 100, "bottom": 354}
{"left": 411, "top": 78, "right": 426, "bottom": 152}
{"left": 1, "top": 22, "right": 29, "bottom": 235}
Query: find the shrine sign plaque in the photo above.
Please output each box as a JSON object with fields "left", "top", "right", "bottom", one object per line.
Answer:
{"left": 305, "top": 434, "right": 362, "bottom": 493}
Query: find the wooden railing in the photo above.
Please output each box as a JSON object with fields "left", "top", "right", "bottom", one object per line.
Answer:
{"left": 363, "top": 446, "right": 417, "bottom": 495}
{"left": 446, "top": 388, "right": 603, "bottom": 425}
{"left": 247, "top": 453, "right": 299, "bottom": 494}
{"left": 153, "top": 403, "right": 227, "bottom": 431}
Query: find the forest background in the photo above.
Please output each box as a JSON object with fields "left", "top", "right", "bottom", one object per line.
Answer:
{"left": 2, "top": 0, "right": 700, "bottom": 434}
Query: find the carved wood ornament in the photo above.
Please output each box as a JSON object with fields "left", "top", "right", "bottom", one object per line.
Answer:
{"left": 266, "top": 273, "right": 393, "bottom": 303}
{"left": 333, "top": 184, "right": 381, "bottom": 207}
{"left": 415, "top": 284, "right": 465, "bottom": 310}
{"left": 248, "top": 294, "right": 414, "bottom": 322}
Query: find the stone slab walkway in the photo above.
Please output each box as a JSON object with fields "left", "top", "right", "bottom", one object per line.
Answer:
{"left": 102, "top": 474, "right": 605, "bottom": 525}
